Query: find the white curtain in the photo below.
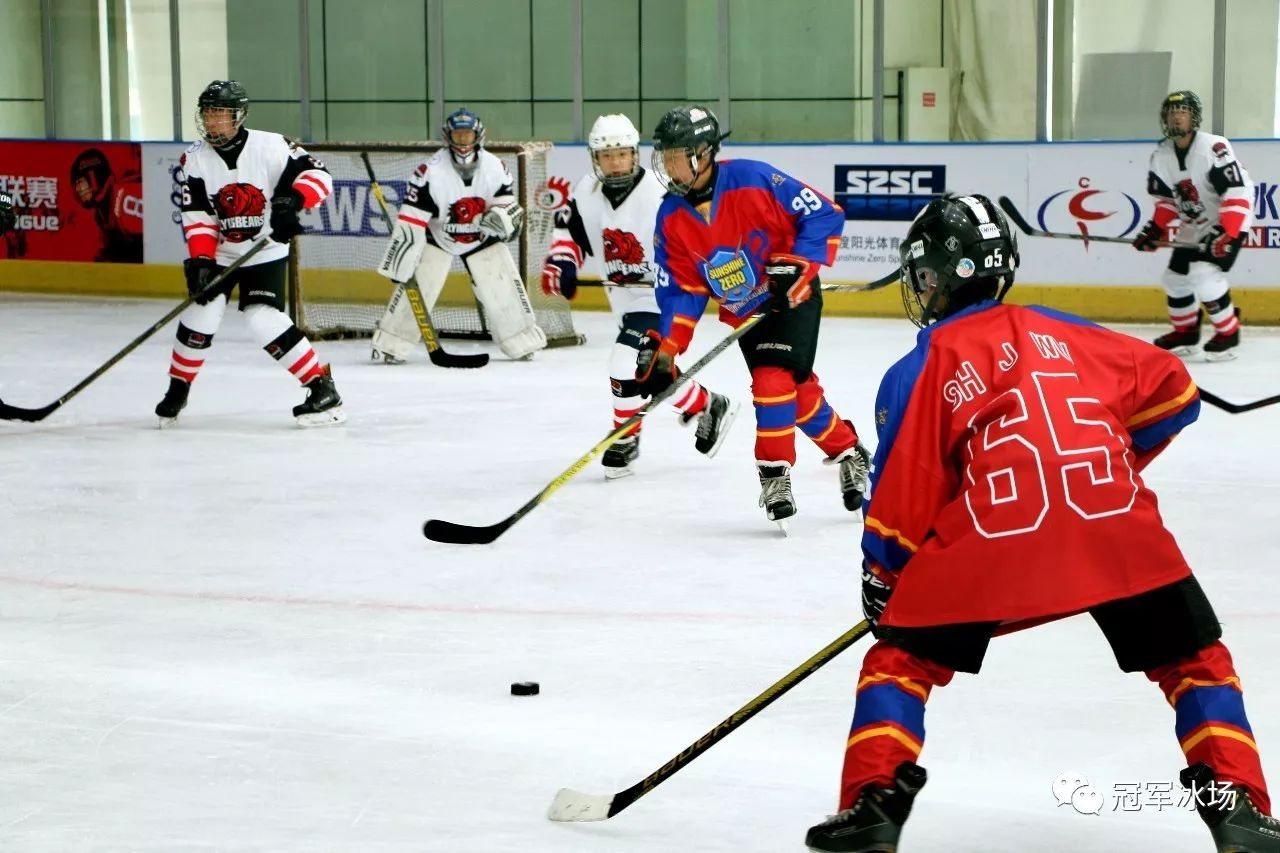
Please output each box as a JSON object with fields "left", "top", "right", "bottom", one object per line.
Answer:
{"left": 945, "top": 0, "right": 1038, "bottom": 140}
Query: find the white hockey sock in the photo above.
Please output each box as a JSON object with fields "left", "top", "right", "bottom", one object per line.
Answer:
{"left": 169, "top": 296, "right": 228, "bottom": 383}
{"left": 245, "top": 304, "right": 325, "bottom": 385}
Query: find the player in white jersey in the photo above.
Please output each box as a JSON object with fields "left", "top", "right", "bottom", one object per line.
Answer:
{"left": 1133, "top": 90, "right": 1253, "bottom": 360}
{"left": 373, "top": 108, "right": 545, "bottom": 362}
{"left": 540, "top": 114, "right": 738, "bottom": 479}
{"left": 157, "top": 80, "right": 343, "bottom": 428}
{"left": 0, "top": 189, "right": 13, "bottom": 236}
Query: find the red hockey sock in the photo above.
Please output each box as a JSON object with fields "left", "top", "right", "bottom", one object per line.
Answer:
{"left": 671, "top": 380, "right": 709, "bottom": 418}
{"left": 751, "top": 366, "right": 797, "bottom": 464}
{"left": 1148, "top": 640, "right": 1271, "bottom": 814}
{"left": 838, "top": 641, "right": 955, "bottom": 810}
{"left": 795, "top": 372, "right": 858, "bottom": 456}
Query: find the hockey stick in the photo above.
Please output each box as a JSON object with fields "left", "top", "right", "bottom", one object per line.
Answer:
{"left": 423, "top": 311, "right": 768, "bottom": 544}
{"left": 572, "top": 268, "right": 902, "bottom": 294}
{"left": 547, "top": 619, "right": 874, "bottom": 822}
{"left": 360, "top": 152, "right": 489, "bottom": 369}
{"left": 1198, "top": 387, "right": 1280, "bottom": 414}
{"left": 997, "top": 196, "right": 1199, "bottom": 249}
{"left": 0, "top": 235, "right": 272, "bottom": 423}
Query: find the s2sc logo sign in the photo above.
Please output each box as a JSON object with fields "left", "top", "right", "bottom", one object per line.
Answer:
{"left": 833, "top": 165, "right": 946, "bottom": 222}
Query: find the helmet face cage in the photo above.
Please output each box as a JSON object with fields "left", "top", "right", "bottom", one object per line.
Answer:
{"left": 195, "top": 81, "right": 249, "bottom": 146}
{"left": 651, "top": 143, "right": 717, "bottom": 196}
{"left": 443, "top": 108, "right": 485, "bottom": 173}
{"left": 1160, "top": 90, "right": 1202, "bottom": 138}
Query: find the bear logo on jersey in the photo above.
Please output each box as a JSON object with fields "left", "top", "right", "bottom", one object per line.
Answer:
{"left": 446, "top": 196, "right": 487, "bottom": 243}
{"left": 213, "top": 182, "right": 267, "bottom": 242}
{"left": 1174, "top": 178, "right": 1206, "bottom": 220}
{"left": 603, "top": 228, "right": 650, "bottom": 283}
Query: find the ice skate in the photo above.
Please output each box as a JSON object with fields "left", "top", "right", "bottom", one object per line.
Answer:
{"left": 602, "top": 434, "right": 640, "bottom": 480}
{"left": 293, "top": 365, "right": 345, "bottom": 427}
{"left": 1154, "top": 310, "right": 1202, "bottom": 357}
{"left": 1203, "top": 307, "right": 1241, "bottom": 362}
{"left": 805, "top": 762, "right": 928, "bottom": 853}
{"left": 758, "top": 463, "right": 796, "bottom": 534}
{"left": 680, "top": 391, "right": 739, "bottom": 458}
{"left": 1181, "top": 763, "right": 1280, "bottom": 853}
{"left": 827, "top": 437, "right": 872, "bottom": 512}
{"left": 154, "top": 377, "right": 190, "bottom": 428}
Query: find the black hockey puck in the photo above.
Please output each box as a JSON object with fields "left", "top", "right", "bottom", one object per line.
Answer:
{"left": 510, "top": 681, "right": 540, "bottom": 696}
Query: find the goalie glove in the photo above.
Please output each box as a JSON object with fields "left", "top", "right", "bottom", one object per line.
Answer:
{"left": 479, "top": 202, "right": 525, "bottom": 241}
{"left": 764, "top": 252, "right": 816, "bottom": 311}
{"left": 376, "top": 215, "right": 428, "bottom": 283}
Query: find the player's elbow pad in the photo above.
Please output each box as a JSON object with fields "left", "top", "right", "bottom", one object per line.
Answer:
{"left": 376, "top": 217, "right": 428, "bottom": 282}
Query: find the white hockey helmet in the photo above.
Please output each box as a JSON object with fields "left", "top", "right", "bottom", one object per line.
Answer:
{"left": 588, "top": 114, "right": 640, "bottom": 187}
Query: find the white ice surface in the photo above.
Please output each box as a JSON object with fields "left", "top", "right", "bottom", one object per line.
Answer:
{"left": 1, "top": 294, "right": 1277, "bottom": 852}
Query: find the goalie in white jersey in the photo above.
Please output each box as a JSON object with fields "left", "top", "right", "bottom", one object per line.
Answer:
{"left": 1133, "top": 90, "right": 1253, "bottom": 360}
{"left": 157, "top": 80, "right": 343, "bottom": 428}
{"left": 373, "top": 108, "right": 545, "bottom": 362}
{"left": 540, "top": 114, "right": 738, "bottom": 479}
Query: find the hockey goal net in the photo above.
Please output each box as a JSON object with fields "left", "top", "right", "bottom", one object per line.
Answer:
{"left": 287, "top": 140, "right": 583, "bottom": 347}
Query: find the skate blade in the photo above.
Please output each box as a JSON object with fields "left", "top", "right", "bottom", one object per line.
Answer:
{"left": 295, "top": 407, "right": 347, "bottom": 428}
{"left": 1169, "top": 345, "right": 1198, "bottom": 358}
{"left": 775, "top": 519, "right": 791, "bottom": 537}
{"left": 1203, "top": 349, "right": 1238, "bottom": 362}
{"left": 157, "top": 416, "right": 179, "bottom": 430}
{"left": 603, "top": 465, "right": 635, "bottom": 481}
{"left": 700, "top": 400, "right": 741, "bottom": 460}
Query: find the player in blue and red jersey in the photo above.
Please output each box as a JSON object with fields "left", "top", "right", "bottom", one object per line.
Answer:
{"left": 638, "top": 105, "right": 870, "bottom": 530}
{"left": 804, "top": 193, "right": 1276, "bottom": 853}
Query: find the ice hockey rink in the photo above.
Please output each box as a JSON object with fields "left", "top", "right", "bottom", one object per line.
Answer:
{"left": 1, "top": 295, "right": 1277, "bottom": 852}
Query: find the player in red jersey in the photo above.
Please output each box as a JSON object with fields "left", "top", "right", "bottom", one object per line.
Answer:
{"left": 641, "top": 105, "right": 869, "bottom": 530}
{"left": 804, "top": 194, "right": 1276, "bottom": 853}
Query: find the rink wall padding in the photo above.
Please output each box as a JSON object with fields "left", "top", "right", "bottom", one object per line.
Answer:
{"left": 4, "top": 262, "right": 1280, "bottom": 322}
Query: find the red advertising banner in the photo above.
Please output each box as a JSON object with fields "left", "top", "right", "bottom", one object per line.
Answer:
{"left": 0, "top": 141, "right": 144, "bottom": 263}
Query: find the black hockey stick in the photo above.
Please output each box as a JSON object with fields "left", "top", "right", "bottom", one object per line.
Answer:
{"left": 361, "top": 152, "right": 489, "bottom": 368}
{"left": 572, "top": 268, "right": 902, "bottom": 294}
{"left": 547, "top": 620, "right": 874, "bottom": 822}
{"left": 0, "top": 236, "right": 272, "bottom": 423}
{"left": 1198, "top": 387, "right": 1280, "bottom": 414}
{"left": 423, "top": 311, "right": 768, "bottom": 544}
{"left": 997, "top": 196, "right": 1199, "bottom": 249}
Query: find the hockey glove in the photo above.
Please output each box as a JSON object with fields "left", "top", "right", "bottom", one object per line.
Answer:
{"left": 764, "top": 253, "right": 816, "bottom": 311}
{"left": 861, "top": 563, "right": 895, "bottom": 630}
{"left": 1200, "top": 224, "right": 1236, "bottom": 259}
{"left": 269, "top": 189, "right": 305, "bottom": 244}
{"left": 479, "top": 203, "right": 525, "bottom": 241}
{"left": 1132, "top": 220, "right": 1163, "bottom": 252}
{"left": 541, "top": 257, "right": 579, "bottom": 299}
{"left": 0, "top": 191, "right": 14, "bottom": 236}
{"left": 634, "top": 330, "right": 680, "bottom": 398}
{"left": 183, "top": 256, "right": 220, "bottom": 305}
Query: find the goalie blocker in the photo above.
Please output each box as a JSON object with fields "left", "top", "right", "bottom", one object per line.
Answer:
{"left": 375, "top": 212, "right": 545, "bottom": 361}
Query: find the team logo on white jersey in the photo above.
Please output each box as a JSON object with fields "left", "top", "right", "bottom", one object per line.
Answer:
{"left": 1174, "top": 179, "right": 1206, "bottom": 220}
{"left": 602, "top": 227, "right": 649, "bottom": 283}
{"left": 213, "top": 182, "right": 267, "bottom": 242}
{"left": 446, "top": 196, "right": 487, "bottom": 243}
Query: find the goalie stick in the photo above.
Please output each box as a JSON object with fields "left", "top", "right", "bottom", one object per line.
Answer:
{"left": 997, "top": 195, "right": 1199, "bottom": 249}
{"left": 547, "top": 620, "right": 874, "bottom": 822}
{"left": 0, "top": 235, "right": 271, "bottom": 423}
{"left": 361, "top": 152, "right": 489, "bottom": 369}
{"left": 423, "top": 310, "right": 770, "bottom": 545}
{"left": 1198, "top": 387, "right": 1280, "bottom": 414}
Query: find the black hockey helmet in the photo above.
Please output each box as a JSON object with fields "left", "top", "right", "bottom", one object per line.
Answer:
{"left": 195, "top": 80, "right": 249, "bottom": 146}
{"left": 1160, "top": 90, "right": 1202, "bottom": 138}
{"left": 70, "top": 147, "right": 115, "bottom": 207}
{"left": 651, "top": 104, "right": 729, "bottom": 195}
{"left": 442, "top": 107, "right": 486, "bottom": 174}
{"left": 899, "top": 193, "right": 1018, "bottom": 327}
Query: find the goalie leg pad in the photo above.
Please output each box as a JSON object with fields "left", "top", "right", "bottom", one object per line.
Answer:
{"left": 465, "top": 242, "right": 547, "bottom": 360}
{"left": 371, "top": 243, "right": 452, "bottom": 362}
